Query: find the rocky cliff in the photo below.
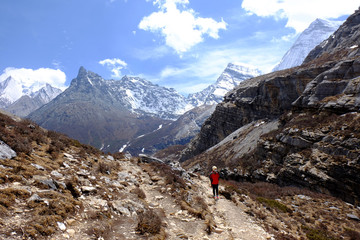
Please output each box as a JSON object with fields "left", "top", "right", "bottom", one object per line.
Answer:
{"left": 180, "top": 64, "right": 333, "bottom": 161}
{"left": 181, "top": 7, "right": 360, "bottom": 204}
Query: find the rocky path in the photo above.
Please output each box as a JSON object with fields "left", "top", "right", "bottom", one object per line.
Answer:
{"left": 140, "top": 169, "right": 272, "bottom": 240}
{"left": 193, "top": 176, "right": 272, "bottom": 240}
{"left": 11, "top": 157, "right": 272, "bottom": 240}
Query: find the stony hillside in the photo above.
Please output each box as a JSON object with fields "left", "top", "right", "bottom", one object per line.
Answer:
{"left": 1, "top": 111, "right": 360, "bottom": 239}
{"left": 179, "top": 7, "right": 360, "bottom": 209}
{"left": 124, "top": 105, "right": 216, "bottom": 155}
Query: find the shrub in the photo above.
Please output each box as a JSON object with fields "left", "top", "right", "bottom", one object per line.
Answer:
{"left": 0, "top": 188, "right": 30, "bottom": 200}
{"left": 256, "top": 197, "right": 291, "bottom": 213}
{"left": 0, "top": 193, "right": 14, "bottom": 208}
{"left": 344, "top": 228, "right": 360, "bottom": 240}
{"left": 98, "top": 161, "right": 111, "bottom": 174}
{"left": 131, "top": 187, "right": 146, "bottom": 199}
{"left": 136, "top": 209, "right": 162, "bottom": 235}
{"left": 0, "top": 205, "right": 8, "bottom": 216}
{"left": 220, "top": 188, "right": 232, "bottom": 200}
{"left": 149, "top": 162, "right": 186, "bottom": 189}
{"left": 302, "top": 225, "right": 336, "bottom": 240}
{"left": 26, "top": 215, "right": 61, "bottom": 237}
{"left": 65, "top": 178, "right": 81, "bottom": 199}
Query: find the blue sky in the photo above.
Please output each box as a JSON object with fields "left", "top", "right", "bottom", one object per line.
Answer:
{"left": 0, "top": 0, "right": 359, "bottom": 95}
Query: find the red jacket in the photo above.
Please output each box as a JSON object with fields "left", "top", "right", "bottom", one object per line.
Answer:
{"left": 209, "top": 171, "right": 220, "bottom": 185}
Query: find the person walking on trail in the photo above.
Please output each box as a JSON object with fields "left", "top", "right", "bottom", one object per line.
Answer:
{"left": 209, "top": 166, "right": 220, "bottom": 200}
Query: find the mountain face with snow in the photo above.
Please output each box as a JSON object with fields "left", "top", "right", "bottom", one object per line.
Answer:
{"left": 69, "top": 67, "right": 190, "bottom": 120}
{"left": 188, "top": 63, "right": 261, "bottom": 106}
{"left": 112, "top": 76, "right": 190, "bottom": 120}
{"left": 28, "top": 67, "right": 178, "bottom": 153}
{"left": 27, "top": 64, "right": 260, "bottom": 154}
{"left": 273, "top": 18, "right": 342, "bottom": 72}
{"left": 123, "top": 104, "right": 216, "bottom": 155}
{"left": 0, "top": 76, "right": 62, "bottom": 116}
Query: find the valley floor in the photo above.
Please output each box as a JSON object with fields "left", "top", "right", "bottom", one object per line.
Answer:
{"left": 45, "top": 157, "right": 272, "bottom": 240}
{"left": 1, "top": 151, "right": 359, "bottom": 240}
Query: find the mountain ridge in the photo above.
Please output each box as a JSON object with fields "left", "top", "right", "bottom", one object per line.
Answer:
{"left": 27, "top": 62, "right": 260, "bottom": 154}
{"left": 179, "top": 7, "right": 360, "bottom": 204}
{"left": 273, "top": 18, "right": 342, "bottom": 72}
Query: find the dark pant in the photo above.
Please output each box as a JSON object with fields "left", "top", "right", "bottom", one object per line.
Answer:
{"left": 212, "top": 184, "right": 218, "bottom": 197}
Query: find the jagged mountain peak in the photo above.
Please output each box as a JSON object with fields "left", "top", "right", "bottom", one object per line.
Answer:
{"left": 188, "top": 62, "right": 261, "bottom": 106}
{"left": 309, "top": 18, "right": 342, "bottom": 30}
{"left": 71, "top": 66, "right": 104, "bottom": 88}
{"left": 77, "top": 66, "right": 87, "bottom": 77}
{"left": 223, "top": 62, "right": 262, "bottom": 77}
{"left": 273, "top": 18, "right": 342, "bottom": 72}
{"left": 304, "top": 7, "right": 360, "bottom": 64}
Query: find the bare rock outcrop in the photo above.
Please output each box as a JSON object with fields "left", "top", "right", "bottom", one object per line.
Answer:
{"left": 180, "top": 7, "right": 360, "bottom": 204}
{"left": 0, "top": 140, "right": 16, "bottom": 160}
{"left": 180, "top": 61, "right": 335, "bottom": 162}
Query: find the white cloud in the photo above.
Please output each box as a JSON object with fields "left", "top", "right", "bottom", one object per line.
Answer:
{"left": 160, "top": 66, "right": 187, "bottom": 78}
{"left": 145, "top": 40, "right": 288, "bottom": 94}
{"left": 99, "top": 58, "right": 127, "bottom": 78}
{"left": 242, "top": 0, "right": 359, "bottom": 32}
{"left": 138, "top": 0, "right": 227, "bottom": 54}
{"left": 133, "top": 45, "right": 171, "bottom": 60}
{"left": 51, "top": 59, "right": 62, "bottom": 69}
{"left": 0, "top": 67, "right": 67, "bottom": 90}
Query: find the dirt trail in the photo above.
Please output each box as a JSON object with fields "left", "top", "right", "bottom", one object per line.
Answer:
{"left": 193, "top": 175, "right": 272, "bottom": 240}
{"left": 141, "top": 170, "right": 272, "bottom": 240}
{"left": 44, "top": 159, "right": 272, "bottom": 240}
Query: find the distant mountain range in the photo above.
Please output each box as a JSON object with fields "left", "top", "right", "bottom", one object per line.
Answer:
{"left": 24, "top": 63, "right": 260, "bottom": 154}
{"left": 0, "top": 63, "right": 260, "bottom": 120}
{"left": 2, "top": 16, "right": 342, "bottom": 155}
{"left": 273, "top": 18, "right": 342, "bottom": 72}
{"left": 0, "top": 77, "right": 62, "bottom": 117}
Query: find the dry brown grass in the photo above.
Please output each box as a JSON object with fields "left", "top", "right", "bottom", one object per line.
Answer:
{"left": 221, "top": 179, "right": 360, "bottom": 239}
{"left": 142, "top": 161, "right": 216, "bottom": 234}
{"left": 136, "top": 208, "right": 162, "bottom": 235}
{"left": 22, "top": 190, "right": 81, "bottom": 238}
{"left": 131, "top": 187, "right": 146, "bottom": 199}
{"left": 97, "top": 160, "right": 122, "bottom": 176}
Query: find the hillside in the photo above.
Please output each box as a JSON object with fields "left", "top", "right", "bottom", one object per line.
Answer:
{"left": 123, "top": 105, "right": 216, "bottom": 155}
{"left": 1, "top": 111, "right": 360, "bottom": 239}
{"left": 179, "top": 8, "right": 360, "bottom": 207}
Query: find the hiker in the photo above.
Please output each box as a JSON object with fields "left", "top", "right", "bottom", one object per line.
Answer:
{"left": 209, "top": 166, "right": 220, "bottom": 200}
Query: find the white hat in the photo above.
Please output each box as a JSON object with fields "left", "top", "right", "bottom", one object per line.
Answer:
{"left": 212, "top": 166, "right": 217, "bottom": 171}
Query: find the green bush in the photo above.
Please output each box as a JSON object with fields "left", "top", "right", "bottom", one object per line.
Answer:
{"left": 256, "top": 197, "right": 291, "bottom": 213}
{"left": 302, "top": 226, "right": 335, "bottom": 240}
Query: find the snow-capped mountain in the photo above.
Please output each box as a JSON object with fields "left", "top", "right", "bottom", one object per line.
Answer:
{"left": 0, "top": 76, "right": 63, "bottom": 112}
{"left": 28, "top": 65, "right": 262, "bottom": 153}
{"left": 187, "top": 63, "right": 261, "bottom": 106}
{"left": 28, "top": 67, "right": 175, "bottom": 153}
{"left": 5, "top": 84, "right": 63, "bottom": 117}
{"left": 114, "top": 76, "right": 190, "bottom": 119}
{"left": 66, "top": 67, "right": 190, "bottom": 120}
{"left": 273, "top": 18, "right": 342, "bottom": 72}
